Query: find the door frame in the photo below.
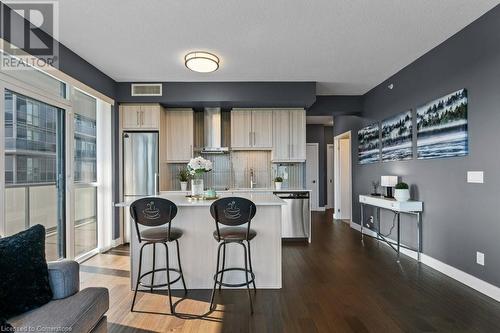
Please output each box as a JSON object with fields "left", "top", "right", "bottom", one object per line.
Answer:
{"left": 0, "top": 75, "right": 74, "bottom": 259}
{"left": 333, "top": 131, "right": 352, "bottom": 222}
{"left": 306, "top": 143, "right": 320, "bottom": 211}
{"left": 326, "top": 143, "right": 334, "bottom": 209}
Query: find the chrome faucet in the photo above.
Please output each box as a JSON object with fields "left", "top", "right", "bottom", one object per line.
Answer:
{"left": 250, "top": 168, "right": 256, "bottom": 189}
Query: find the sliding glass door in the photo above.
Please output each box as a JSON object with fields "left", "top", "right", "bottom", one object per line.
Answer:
{"left": 73, "top": 89, "right": 98, "bottom": 258}
{"left": 1, "top": 52, "right": 112, "bottom": 261}
{"left": 4, "top": 90, "right": 66, "bottom": 260}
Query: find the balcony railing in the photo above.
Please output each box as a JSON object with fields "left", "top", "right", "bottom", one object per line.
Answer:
{"left": 5, "top": 183, "right": 97, "bottom": 260}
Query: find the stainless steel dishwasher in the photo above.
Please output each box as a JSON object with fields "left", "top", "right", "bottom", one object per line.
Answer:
{"left": 274, "top": 191, "right": 310, "bottom": 239}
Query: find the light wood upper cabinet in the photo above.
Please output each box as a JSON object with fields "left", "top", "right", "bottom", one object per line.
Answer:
{"left": 289, "top": 109, "right": 306, "bottom": 160}
{"left": 120, "top": 104, "right": 161, "bottom": 130}
{"left": 231, "top": 110, "right": 252, "bottom": 149}
{"left": 231, "top": 109, "right": 273, "bottom": 149}
{"left": 140, "top": 105, "right": 161, "bottom": 129}
{"left": 252, "top": 110, "right": 273, "bottom": 148}
{"left": 165, "top": 109, "right": 194, "bottom": 163}
{"left": 272, "top": 109, "right": 306, "bottom": 162}
{"left": 272, "top": 110, "right": 290, "bottom": 161}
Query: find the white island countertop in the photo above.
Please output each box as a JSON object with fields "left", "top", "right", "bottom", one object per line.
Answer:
{"left": 116, "top": 192, "right": 286, "bottom": 207}
{"left": 125, "top": 191, "right": 284, "bottom": 290}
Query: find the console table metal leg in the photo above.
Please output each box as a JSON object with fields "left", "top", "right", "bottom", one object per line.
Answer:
{"left": 376, "top": 207, "right": 381, "bottom": 243}
{"left": 417, "top": 212, "right": 422, "bottom": 262}
{"left": 396, "top": 213, "right": 401, "bottom": 263}
{"left": 360, "top": 203, "right": 364, "bottom": 242}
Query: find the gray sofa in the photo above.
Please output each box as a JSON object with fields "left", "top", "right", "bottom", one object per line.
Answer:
{"left": 9, "top": 260, "right": 109, "bottom": 333}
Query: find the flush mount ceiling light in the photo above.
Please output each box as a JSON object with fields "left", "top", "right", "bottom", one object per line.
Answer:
{"left": 184, "top": 51, "right": 219, "bottom": 73}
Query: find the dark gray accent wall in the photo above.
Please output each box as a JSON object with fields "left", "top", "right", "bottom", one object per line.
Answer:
{"left": 308, "top": 95, "right": 363, "bottom": 116}
{"left": 340, "top": 4, "right": 500, "bottom": 287}
{"left": 306, "top": 125, "right": 334, "bottom": 207}
{"left": 116, "top": 82, "right": 316, "bottom": 108}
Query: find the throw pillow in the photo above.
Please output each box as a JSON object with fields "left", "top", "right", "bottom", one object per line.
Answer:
{"left": 0, "top": 225, "right": 53, "bottom": 318}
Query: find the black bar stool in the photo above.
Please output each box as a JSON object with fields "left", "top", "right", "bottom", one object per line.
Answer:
{"left": 209, "top": 197, "right": 257, "bottom": 314}
{"left": 129, "top": 197, "right": 187, "bottom": 313}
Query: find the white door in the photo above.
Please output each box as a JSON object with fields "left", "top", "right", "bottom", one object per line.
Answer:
{"left": 306, "top": 143, "right": 319, "bottom": 211}
{"left": 339, "top": 138, "right": 352, "bottom": 220}
{"left": 327, "top": 144, "right": 334, "bottom": 209}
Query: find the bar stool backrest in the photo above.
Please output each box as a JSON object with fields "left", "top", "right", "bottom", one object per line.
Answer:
{"left": 130, "top": 197, "right": 177, "bottom": 242}
{"left": 210, "top": 197, "right": 257, "bottom": 241}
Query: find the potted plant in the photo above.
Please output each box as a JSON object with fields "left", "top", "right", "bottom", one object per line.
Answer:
{"left": 394, "top": 182, "right": 410, "bottom": 202}
{"left": 187, "top": 156, "right": 213, "bottom": 196}
{"left": 178, "top": 168, "right": 190, "bottom": 191}
{"left": 274, "top": 176, "right": 283, "bottom": 190}
{"left": 371, "top": 180, "right": 381, "bottom": 196}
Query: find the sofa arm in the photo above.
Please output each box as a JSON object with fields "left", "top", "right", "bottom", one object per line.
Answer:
{"left": 48, "top": 260, "right": 80, "bottom": 300}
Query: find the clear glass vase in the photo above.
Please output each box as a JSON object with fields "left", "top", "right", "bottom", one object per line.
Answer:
{"left": 191, "top": 178, "right": 204, "bottom": 197}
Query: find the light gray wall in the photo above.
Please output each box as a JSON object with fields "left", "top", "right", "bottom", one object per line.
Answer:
{"left": 340, "top": 4, "right": 500, "bottom": 287}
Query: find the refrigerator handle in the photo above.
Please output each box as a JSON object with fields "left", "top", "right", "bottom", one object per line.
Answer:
{"left": 154, "top": 173, "right": 159, "bottom": 195}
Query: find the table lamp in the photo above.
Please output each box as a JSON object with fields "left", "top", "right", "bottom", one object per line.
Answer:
{"left": 381, "top": 176, "right": 398, "bottom": 198}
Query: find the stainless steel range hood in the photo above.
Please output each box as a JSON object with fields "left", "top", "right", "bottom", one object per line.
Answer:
{"left": 202, "top": 108, "right": 229, "bottom": 153}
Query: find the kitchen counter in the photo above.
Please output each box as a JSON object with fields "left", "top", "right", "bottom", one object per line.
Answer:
{"left": 116, "top": 192, "right": 285, "bottom": 207}
{"left": 119, "top": 192, "right": 283, "bottom": 290}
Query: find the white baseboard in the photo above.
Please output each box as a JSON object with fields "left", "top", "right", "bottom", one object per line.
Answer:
{"left": 315, "top": 206, "right": 326, "bottom": 212}
{"left": 350, "top": 221, "right": 500, "bottom": 303}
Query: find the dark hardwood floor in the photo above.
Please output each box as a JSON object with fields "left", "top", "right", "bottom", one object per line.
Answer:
{"left": 81, "top": 211, "right": 500, "bottom": 332}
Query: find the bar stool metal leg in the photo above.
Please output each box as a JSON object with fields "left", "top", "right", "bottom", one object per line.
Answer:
{"left": 246, "top": 240, "right": 256, "bottom": 292}
{"left": 210, "top": 242, "right": 224, "bottom": 311}
{"left": 241, "top": 241, "right": 253, "bottom": 314}
{"left": 162, "top": 243, "right": 174, "bottom": 313}
{"left": 151, "top": 243, "right": 156, "bottom": 293}
{"left": 131, "top": 243, "right": 146, "bottom": 312}
{"left": 175, "top": 239, "right": 188, "bottom": 294}
{"left": 219, "top": 243, "right": 226, "bottom": 291}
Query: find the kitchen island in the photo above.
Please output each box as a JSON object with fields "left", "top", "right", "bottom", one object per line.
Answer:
{"left": 117, "top": 192, "right": 285, "bottom": 290}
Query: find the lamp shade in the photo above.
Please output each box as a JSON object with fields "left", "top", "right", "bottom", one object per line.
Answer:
{"left": 381, "top": 176, "right": 398, "bottom": 187}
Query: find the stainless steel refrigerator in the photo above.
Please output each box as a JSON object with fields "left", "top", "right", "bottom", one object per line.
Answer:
{"left": 123, "top": 131, "right": 159, "bottom": 242}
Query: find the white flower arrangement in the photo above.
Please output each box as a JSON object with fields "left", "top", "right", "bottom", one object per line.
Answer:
{"left": 187, "top": 156, "right": 213, "bottom": 177}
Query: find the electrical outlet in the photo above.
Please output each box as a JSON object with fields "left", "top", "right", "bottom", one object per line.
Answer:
{"left": 477, "top": 251, "right": 485, "bottom": 266}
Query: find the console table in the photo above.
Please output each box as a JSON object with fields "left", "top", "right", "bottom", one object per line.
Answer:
{"left": 359, "top": 195, "right": 423, "bottom": 262}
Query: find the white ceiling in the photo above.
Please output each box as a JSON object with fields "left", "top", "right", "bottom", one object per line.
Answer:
{"left": 56, "top": 0, "right": 499, "bottom": 95}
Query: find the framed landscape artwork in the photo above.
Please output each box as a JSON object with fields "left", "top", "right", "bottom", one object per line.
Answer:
{"left": 381, "top": 111, "right": 413, "bottom": 161}
{"left": 358, "top": 123, "right": 380, "bottom": 164}
{"left": 416, "top": 89, "right": 468, "bottom": 159}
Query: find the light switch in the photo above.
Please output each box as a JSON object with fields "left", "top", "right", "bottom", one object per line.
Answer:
{"left": 467, "top": 171, "right": 484, "bottom": 183}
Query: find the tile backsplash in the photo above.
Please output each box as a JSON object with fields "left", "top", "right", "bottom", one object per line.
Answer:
{"left": 164, "top": 151, "right": 304, "bottom": 191}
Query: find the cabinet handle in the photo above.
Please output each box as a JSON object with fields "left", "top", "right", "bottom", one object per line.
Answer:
{"left": 249, "top": 132, "right": 252, "bottom": 146}
{"left": 141, "top": 111, "right": 144, "bottom": 125}
{"left": 136, "top": 111, "right": 139, "bottom": 125}
{"left": 253, "top": 132, "right": 256, "bottom": 146}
